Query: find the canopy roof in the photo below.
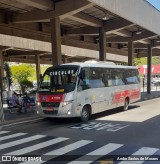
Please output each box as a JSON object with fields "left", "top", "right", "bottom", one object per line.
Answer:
{"left": 0, "top": 0, "right": 160, "bottom": 64}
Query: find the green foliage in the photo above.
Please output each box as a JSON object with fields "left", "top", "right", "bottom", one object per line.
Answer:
{"left": 41, "top": 65, "right": 51, "bottom": 74}
{"left": 134, "top": 56, "right": 160, "bottom": 66}
{"left": 28, "top": 65, "right": 51, "bottom": 81}
{"left": 19, "top": 79, "right": 33, "bottom": 94}
{"left": 152, "top": 56, "right": 160, "bottom": 64}
{"left": 134, "top": 58, "right": 147, "bottom": 66}
{"left": 11, "top": 64, "right": 34, "bottom": 93}
{"left": 11, "top": 64, "right": 34, "bottom": 82}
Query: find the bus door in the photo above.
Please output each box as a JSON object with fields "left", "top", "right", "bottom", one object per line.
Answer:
{"left": 77, "top": 68, "right": 101, "bottom": 114}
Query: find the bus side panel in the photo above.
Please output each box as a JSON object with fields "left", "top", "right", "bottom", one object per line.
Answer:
{"left": 76, "top": 89, "right": 92, "bottom": 115}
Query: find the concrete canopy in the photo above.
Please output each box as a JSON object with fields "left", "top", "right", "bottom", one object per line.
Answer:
{"left": 0, "top": 0, "right": 159, "bottom": 64}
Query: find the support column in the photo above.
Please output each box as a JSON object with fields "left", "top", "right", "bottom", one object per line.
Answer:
{"left": 0, "top": 50, "right": 5, "bottom": 122}
{"left": 0, "top": 50, "right": 4, "bottom": 91}
{"left": 128, "top": 42, "right": 134, "bottom": 66}
{"left": 35, "top": 54, "right": 41, "bottom": 84}
{"left": 50, "top": 18, "right": 62, "bottom": 66}
{"left": 62, "top": 55, "right": 67, "bottom": 64}
{"left": 147, "top": 45, "right": 152, "bottom": 94}
{"left": 99, "top": 27, "right": 106, "bottom": 61}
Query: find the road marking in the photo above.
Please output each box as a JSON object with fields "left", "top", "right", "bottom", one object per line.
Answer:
{"left": 0, "top": 131, "right": 10, "bottom": 135}
{"left": 21, "top": 140, "right": 93, "bottom": 164}
{"left": 45, "top": 140, "right": 93, "bottom": 155}
{"left": 70, "top": 122, "right": 129, "bottom": 132}
{"left": 0, "top": 133, "right": 26, "bottom": 141}
{"left": 119, "top": 147, "right": 159, "bottom": 164}
{"left": 0, "top": 135, "right": 45, "bottom": 150}
{"left": 68, "top": 143, "right": 123, "bottom": 164}
{"left": 5, "top": 137, "right": 69, "bottom": 155}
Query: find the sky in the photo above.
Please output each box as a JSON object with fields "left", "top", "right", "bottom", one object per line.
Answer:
{"left": 146, "top": 0, "right": 160, "bottom": 11}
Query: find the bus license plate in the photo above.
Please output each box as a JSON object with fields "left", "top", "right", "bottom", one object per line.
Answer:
{"left": 46, "top": 108, "right": 54, "bottom": 111}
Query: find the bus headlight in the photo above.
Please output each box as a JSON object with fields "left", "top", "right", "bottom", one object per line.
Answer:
{"left": 37, "top": 102, "right": 41, "bottom": 106}
{"left": 62, "top": 101, "right": 73, "bottom": 107}
{"left": 67, "top": 110, "right": 71, "bottom": 115}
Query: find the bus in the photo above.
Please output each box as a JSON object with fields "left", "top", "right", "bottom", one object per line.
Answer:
{"left": 36, "top": 61, "right": 141, "bottom": 121}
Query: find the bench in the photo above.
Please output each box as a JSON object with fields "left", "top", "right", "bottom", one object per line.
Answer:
{"left": 7, "top": 97, "right": 36, "bottom": 113}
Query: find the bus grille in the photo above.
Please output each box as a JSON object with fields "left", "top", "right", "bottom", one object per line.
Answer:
{"left": 41, "top": 102, "right": 60, "bottom": 108}
{"left": 43, "top": 110, "right": 58, "bottom": 115}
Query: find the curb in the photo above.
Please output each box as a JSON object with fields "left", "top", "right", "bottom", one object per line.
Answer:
{"left": 0, "top": 115, "right": 40, "bottom": 127}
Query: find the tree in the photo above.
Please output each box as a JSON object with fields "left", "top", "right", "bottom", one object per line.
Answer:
{"left": 19, "top": 79, "right": 33, "bottom": 94}
{"left": 134, "top": 56, "right": 160, "bottom": 66}
{"left": 11, "top": 64, "right": 34, "bottom": 93}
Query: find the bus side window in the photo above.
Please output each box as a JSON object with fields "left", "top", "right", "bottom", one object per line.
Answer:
{"left": 78, "top": 68, "right": 90, "bottom": 91}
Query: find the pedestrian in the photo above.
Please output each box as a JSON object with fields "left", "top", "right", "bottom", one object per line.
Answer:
{"left": 11, "top": 92, "right": 19, "bottom": 107}
{"left": 23, "top": 92, "right": 30, "bottom": 112}
{"left": 17, "top": 94, "right": 23, "bottom": 113}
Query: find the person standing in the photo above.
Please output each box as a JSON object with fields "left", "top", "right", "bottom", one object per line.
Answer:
{"left": 17, "top": 94, "right": 23, "bottom": 113}
{"left": 23, "top": 93, "right": 30, "bottom": 112}
{"left": 12, "top": 92, "right": 18, "bottom": 107}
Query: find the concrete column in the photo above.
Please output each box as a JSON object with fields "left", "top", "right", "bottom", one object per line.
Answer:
{"left": 0, "top": 50, "right": 4, "bottom": 90}
{"left": 147, "top": 45, "right": 152, "bottom": 94}
{"left": 0, "top": 50, "right": 5, "bottom": 122}
{"left": 128, "top": 42, "right": 134, "bottom": 66}
{"left": 50, "top": 18, "right": 62, "bottom": 66}
{"left": 35, "top": 54, "right": 41, "bottom": 84}
{"left": 62, "top": 55, "right": 67, "bottom": 64}
{"left": 99, "top": 27, "right": 106, "bottom": 61}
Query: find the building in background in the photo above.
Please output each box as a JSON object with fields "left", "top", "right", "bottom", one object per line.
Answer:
{"left": 138, "top": 65, "right": 160, "bottom": 84}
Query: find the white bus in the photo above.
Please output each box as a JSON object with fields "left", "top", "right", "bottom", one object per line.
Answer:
{"left": 36, "top": 61, "right": 141, "bottom": 121}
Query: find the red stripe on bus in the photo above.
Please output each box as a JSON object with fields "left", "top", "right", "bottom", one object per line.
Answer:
{"left": 39, "top": 94, "right": 64, "bottom": 102}
{"left": 112, "top": 89, "right": 140, "bottom": 104}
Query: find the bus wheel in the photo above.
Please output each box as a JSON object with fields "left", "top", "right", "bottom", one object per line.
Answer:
{"left": 123, "top": 98, "right": 129, "bottom": 111}
{"left": 81, "top": 106, "right": 90, "bottom": 122}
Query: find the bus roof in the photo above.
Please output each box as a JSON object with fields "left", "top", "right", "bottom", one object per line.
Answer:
{"left": 60, "top": 61, "right": 138, "bottom": 69}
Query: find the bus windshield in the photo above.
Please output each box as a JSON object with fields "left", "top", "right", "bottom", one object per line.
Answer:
{"left": 39, "top": 67, "right": 79, "bottom": 93}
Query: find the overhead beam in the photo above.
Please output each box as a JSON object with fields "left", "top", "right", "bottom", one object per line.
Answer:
{"left": 69, "top": 12, "right": 103, "bottom": 27}
{"left": 137, "top": 48, "right": 160, "bottom": 54}
{"left": 134, "top": 43, "right": 148, "bottom": 49}
{"left": 5, "top": 50, "right": 44, "bottom": 57}
{"left": 0, "top": 24, "right": 51, "bottom": 42}
{"left": 15, "top": 0, "right": 53, "bottom": 10}
{"left": 107, "top": 31, "right": 157, "bottom": 43}
{"left": 62, "top": 37, "right": 136, "bottom": 57}
{"left": 4, "top": 57, "right": 52, "bottom": 64}
{"left": 66, "top": 26, "right": 98, "bottom": 35}
{"left": 138, "top": 52, "right": 160, "bottom": 57}
{"left": 153, "top": 40, "right": 160, "bottom": 48}
{"left": 137, "top": 47, "right": 160, "bottom": 57}
{"left": 105, "top": 18, "right": 135, "bottom": 33}
{"left": 13, "top": 9, "right": 51, "bottom": 23}
{"left": 112, "top": 29, "right": 132, "bottom": 37}
{"left": 66, "top": 18, "right": 134, "bottom": 35}
{"left": 136, "top": 39, "right": 151, "bottom": 44}
{"left": 13, "top": 0, "right": 93, "bottom": 23}
{"left": 53, "top": 0, "right": 94, "bottom": 19}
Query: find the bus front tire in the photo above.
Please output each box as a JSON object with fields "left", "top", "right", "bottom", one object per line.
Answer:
{"left": 81, "top": 106, "right": 90, "bottom": 122}
{"left": 123, "top": 98, "right": 129, "bottom": 111}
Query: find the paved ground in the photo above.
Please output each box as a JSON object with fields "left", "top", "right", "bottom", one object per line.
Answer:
{"left": 0, "top": 97, "right": 160, "bottom": 163}
{"left": 1, "top": 90, "right": 160, "bottom": 126}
